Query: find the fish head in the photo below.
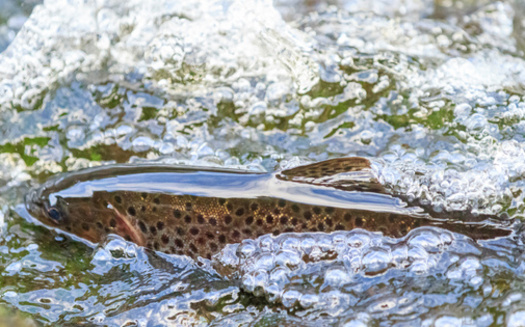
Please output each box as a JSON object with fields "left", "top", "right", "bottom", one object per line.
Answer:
{"left": 26, "top": 176, "right": 146, "bottom": 246}
{"left": 25, "top": 182, "right": 106, "bottom": 244}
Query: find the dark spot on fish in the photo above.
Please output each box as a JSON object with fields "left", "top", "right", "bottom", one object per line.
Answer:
{"left": 105, "top": 227, "right": 110, "bottom": 233}
{"left": 273, "top": 208, "right": 280, "bottom": 215}
{"left": 301, "top": 223, "right": 308, "bottom": 229}
{"left": 138, "top": 221, "right": 147, "bottom": 233}
{"left": 175, "top": 239, "right": 184, "bottom": 248}
{"left": 209, "top": 218, "right": 217, "bottom": 226}
{"left": 232, "top": 230, "right": 240, "bottom": 239}
{"left": 291, "top": 217, "right": 298, "bottom": 226}
{"left": 388, "top": 215, "right": 396, "bottom": 223}
{"left": 127, "top": 207, "right": 136, "bottom": 216}
{"left": 266, "top": 214, "right": 274, "bottom": 224}
{"left": 325, "top": 218, "right": 333, "bottom": 227}
{"left": 150, "top": 226, "right": 157, "bottom": 235}
{"left": 124, "top": 235, "right": 131, "bottom": 242}
{"left": 173, "top": 209, "right": 182, "bottom": 219}
{"left": 256, "top": 219, "right": 263, "bottom": 226}
{"left": 256, "top": 232, "right": 264, "bottom": 237}
{"left": 291, "top": 204, "right": 300, "bottom": 213}
{"left": 280, "top": 216, "right": 288, "bottom": 224}
{"left": 235, "top": 208, "right": 244, "bottom": 216}
{"left": 245, "top": 216, "right": 254, "bottom": 225}
{"left": 309, "top": 227, "right": 317, "bottom": 232}
{"left": 184, "top": 215, "right": 191, "bottom": 223}
{"left": 154, "top": 242, "right": 159, "bottom": 250}
{"left": 141, "top": 206, "right": 146, "bottom": 212}
{"left": 161, "top": 234, "right": 169, "bottom": 244}
{"left": 224, "top": 215, "right": 232, "bottom": 225}
{"left": 185, "top": 202, "right": 192, "bottom": 210}
{"left": 317, "top": 222, "right": 325, "bottom": 231}
{"left": 176, "top": 227, "right": 184, "bottom": 236}
{"left": 114, "top": 195, "right": 122, "bottom": 204}
{"left": 110, "top": 218, "right": 117, "bottom": 228}
{"left": 284, "top": 227, "right": 294, "bottom": 233}
{"left": 81, "top": 223, "right": 90, "bottom": 231}
{"left": 218, "top": 198, "right": 226, "bottom": 205}
{"left": 190, "top": 227, "right": 199, "bottom": 235}
{"left": 355, "top": 217, "right": 364, "bottom": 227}
{"left": 141, "top": 193, "right": 147, "bottom": 199}
{"left": 313, "top": 207, "right": 321, "bottom": 215}
{"left": 243, "top": 228, "right": 252, "bottom": 236}
{"left": 344, "top": 213, "right": 352, "bottom": 222}
{"left": 278, "top": 199, "right": 286, "bottom": 208}
{"left": 96, "top": 222, "right": 103, "bottom": 229}
{"left": 157, "top": 221, "right": 164, "bottom": 230}
{"left": 189, "top": 244, "right": 197, "bottom": 253}
{"left": 273, "top": 230, "right": 280, "bottom": 236}
{"left": 226, "top": 203, "right": 233, "bottom": 211}
{"left": 325, "top": 207, "right": 334, "bottom": 214}
{"left": 218, "top": 235, "right": 226, "bottom": 243}
{"left": 152, "top": 207, "right": 157, "bottom": 212}
{"left": 210, "top": 243, "right": 218, "bottom": 251}
{"left": 250, "top": 203, "right": 259, "bottom": 211}
{"left": 335, "top": 224, "right": 345, "bottom": 231}
{"left": 304, "top": 211, "right": 312, "bottom": 220}
{"left": 197, "top": 237, "right": 205, "bottom": 245}
{"left": 206, "top": 253, "right": 212, "bottom": 259}
{"left": 197, "top": 214, "right": 205, "bottom": 224}
{"left": 206, "top": 232, "right": 214, "bottom": 239}
{"left": 154, "top": 198, "right": 160, "bottom": 205}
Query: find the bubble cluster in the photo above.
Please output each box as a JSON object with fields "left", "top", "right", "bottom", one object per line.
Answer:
{"left": 214, "top": 226, "right": 525, "bottom": 324}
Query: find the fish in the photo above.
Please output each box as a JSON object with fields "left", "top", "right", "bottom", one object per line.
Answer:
{"left": 25, "top": 157, "right": 511, "bottom": 259}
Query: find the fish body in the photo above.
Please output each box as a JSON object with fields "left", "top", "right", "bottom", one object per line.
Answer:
{"left": 25, "top": 158, "right": 509, "bottom": 259}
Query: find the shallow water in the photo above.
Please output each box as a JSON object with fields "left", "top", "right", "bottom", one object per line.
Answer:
{"left": 1, "top": 0, "right": 525, "bottom": 325}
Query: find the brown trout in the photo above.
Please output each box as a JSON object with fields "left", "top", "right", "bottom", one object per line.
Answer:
{"left": 25, "top": 157, "right": 510, "bottom": 259}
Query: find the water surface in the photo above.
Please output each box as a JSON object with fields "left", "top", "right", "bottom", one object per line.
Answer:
{"left": 1, "top": 0, "right": 525, "bottom": 325}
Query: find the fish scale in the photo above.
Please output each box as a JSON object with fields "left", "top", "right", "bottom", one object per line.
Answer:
{"left": 25, "top": 157, "right": 511, "bottom": 259}
{"left": 101, "top": 191, "right": 409, "bottom": 259}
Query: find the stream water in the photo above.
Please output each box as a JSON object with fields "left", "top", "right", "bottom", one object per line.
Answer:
{"left": 1, "top": 0, "right": 525, "bottom": 325}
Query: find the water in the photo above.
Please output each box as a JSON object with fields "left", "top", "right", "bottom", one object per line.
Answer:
{"left": 1, "top": 0, "right": 525, "bottom": 325}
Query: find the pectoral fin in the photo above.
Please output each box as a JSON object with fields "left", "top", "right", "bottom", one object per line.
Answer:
{"left": 277, "top": 157, "right": 386, "bottom": 193}
{"left": 110, "top": 207, "right": 146, "bottom": 247}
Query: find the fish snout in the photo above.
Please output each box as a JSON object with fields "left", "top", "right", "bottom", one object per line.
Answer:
{"left": 25, "top": 187, "right": 46, "bottom": 219}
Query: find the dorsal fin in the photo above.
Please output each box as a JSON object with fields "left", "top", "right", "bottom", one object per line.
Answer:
{"left": 276, "top": 157, "right": 386, "bottom": 194}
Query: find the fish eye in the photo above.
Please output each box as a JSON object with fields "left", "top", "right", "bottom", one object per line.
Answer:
{"left": 47, "top": 208, "right": 61, "bottom": 222}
